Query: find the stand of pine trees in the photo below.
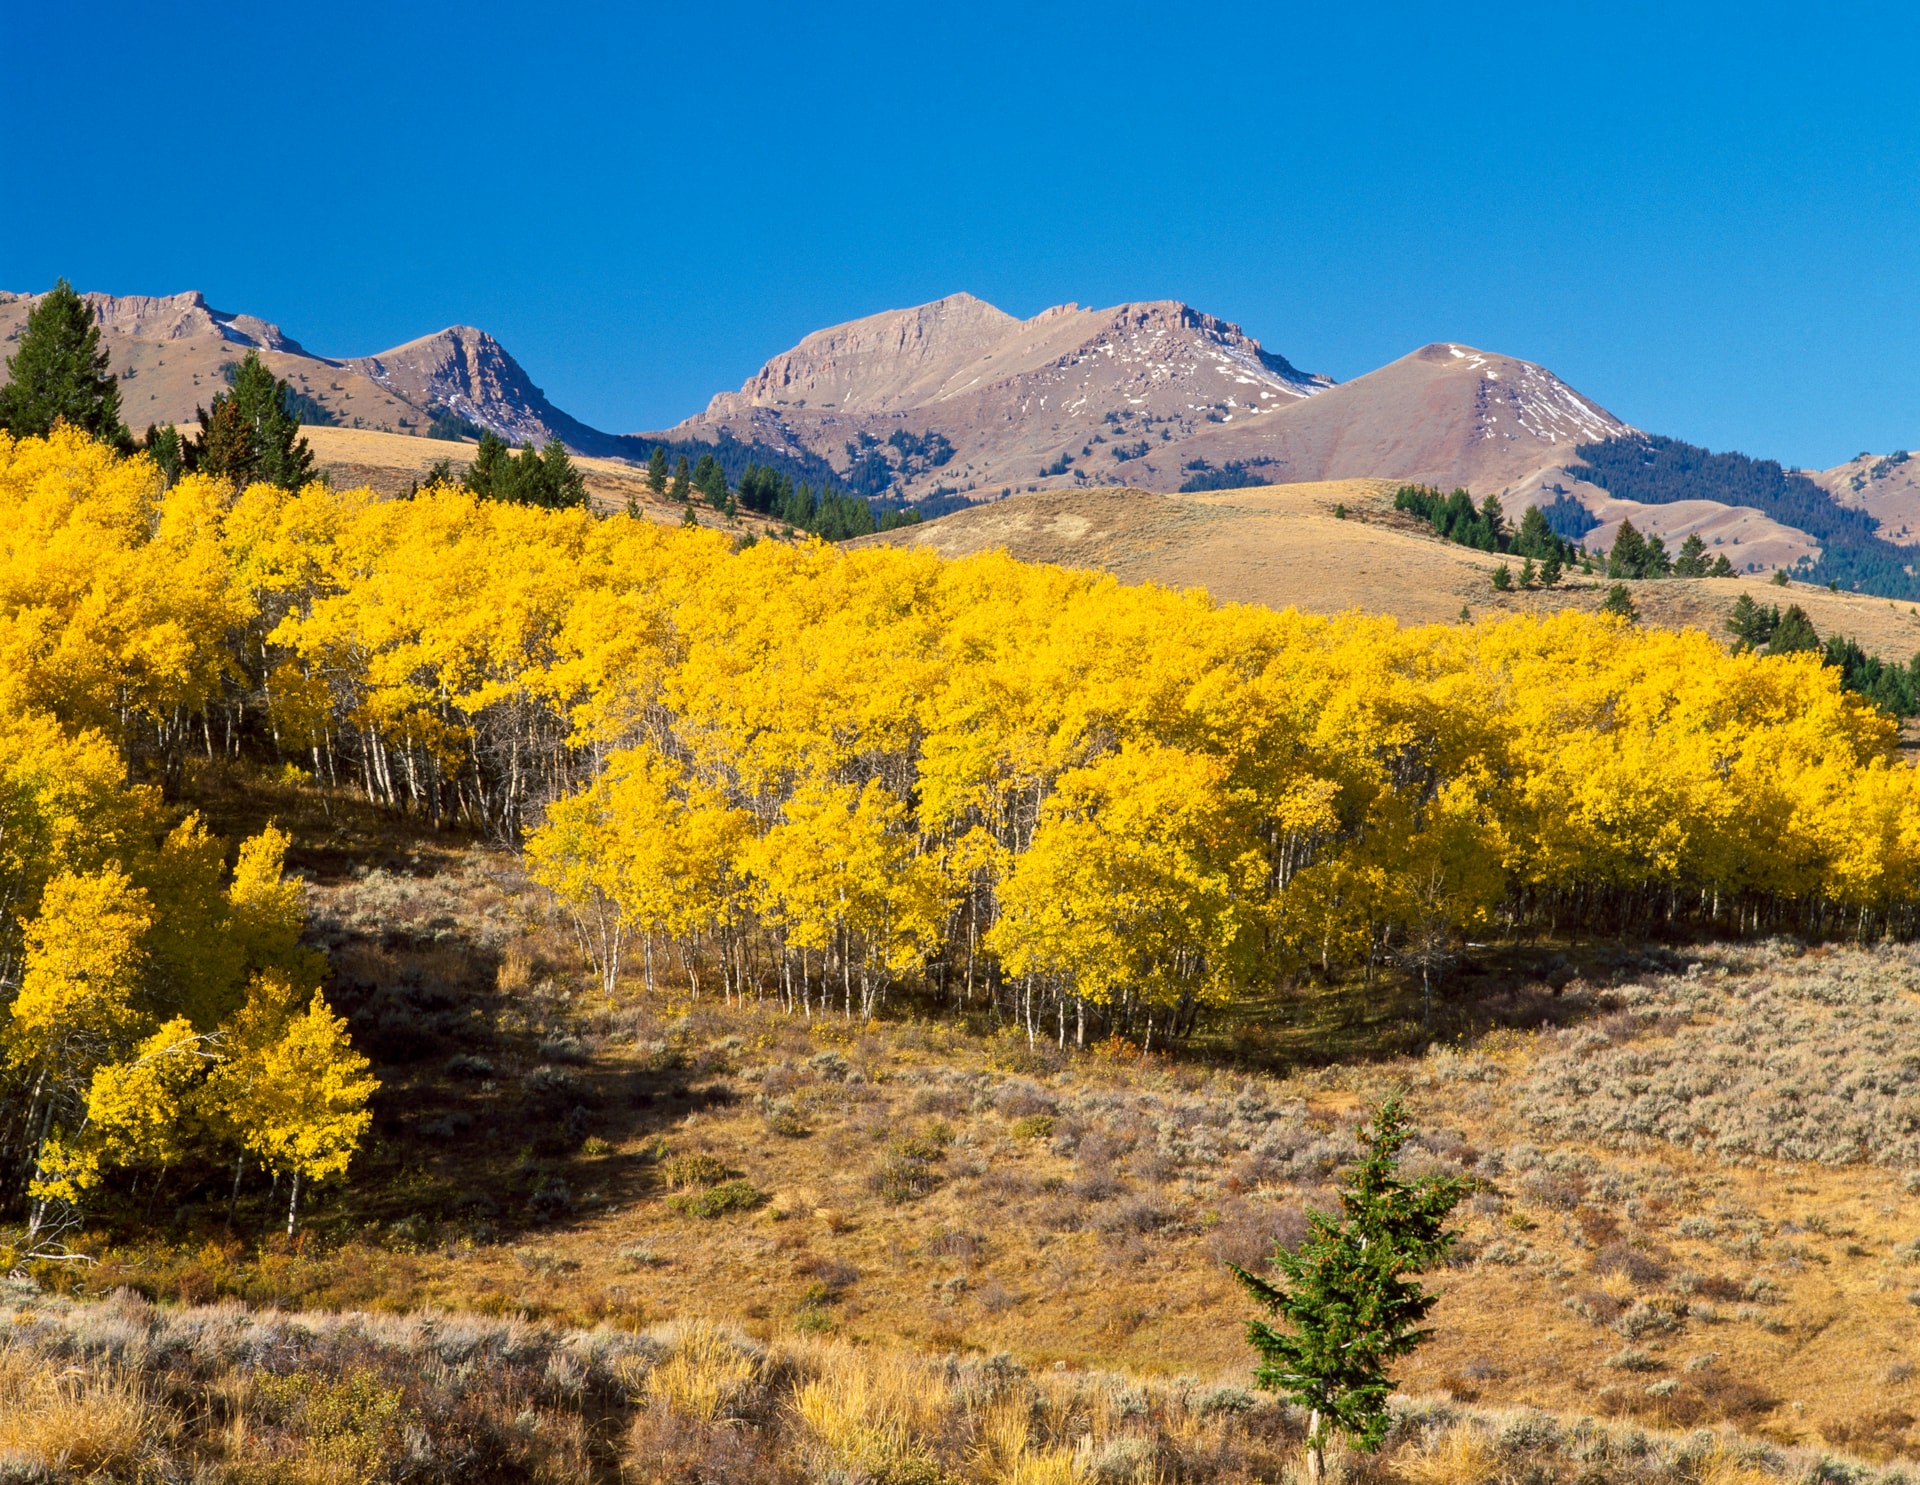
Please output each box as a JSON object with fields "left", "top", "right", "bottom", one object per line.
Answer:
{"left": 1730, "top": 593, "right": 1920, "bottom": 716}
{"left": 464, "top": 432, "right": 587, "bottom": 509}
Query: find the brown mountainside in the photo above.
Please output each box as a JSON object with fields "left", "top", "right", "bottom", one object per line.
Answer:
{"left": 668, "top": 294, "right": 1334, "bottom": 500}
{"left": 0, "top": 289, "right": 602, "bottom": 451}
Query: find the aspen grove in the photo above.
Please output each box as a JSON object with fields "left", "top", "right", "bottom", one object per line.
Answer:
{"left": 5, "top": 425, "right": 1920, "bottom": 1095}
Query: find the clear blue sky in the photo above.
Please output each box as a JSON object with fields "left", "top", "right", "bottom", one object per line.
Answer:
{"left": 5, "top": 1, "right": 1917, "bottom": 468}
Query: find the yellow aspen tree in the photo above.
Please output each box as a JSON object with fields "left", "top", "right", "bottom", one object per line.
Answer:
{"left": 988, "top": 743, "right": 1259, "bottom": 1048}
{"left": 6, "top": 869, "right": 153, "bottom": 1241}
{"left": 227, "top": 823, "right": 325, "bottom": 993}
{"left": 32, "top": 1017, "right": 216, "bottom": 1208}
{"left": 211, "top": 983, "right": 376, "bottom": 1235}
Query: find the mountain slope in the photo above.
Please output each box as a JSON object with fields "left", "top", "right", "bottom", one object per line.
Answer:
{"left": 0, "top": 289, "right": 842, "bottom": 484}
{"left": 339, "top": 325, "right": 631, "bottom": 457}
{"left": 0, "top": 289, "right": 423, "bottom": 435}
{"left": 1817, "top": 449, "right": 1920, "bottom": 544}
{"left": 1158, "top": 342, "right": 1633, "bottom": 493}
{"left": 666, "top": 295, "right": 1334, "bottom": 499}
{"left": 1572, "top": 434, "right": 1920, "bottom": 597}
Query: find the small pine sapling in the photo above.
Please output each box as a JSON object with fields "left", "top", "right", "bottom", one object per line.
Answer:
{"left": 1233, "top": 1094, "right": 1463, "bottom": 1484}
{"left": 1518, "top": 555, "right": 1537, "bottom": 588}
{"left": 1491, "top": 563, "right": 1513, "bottom": 592}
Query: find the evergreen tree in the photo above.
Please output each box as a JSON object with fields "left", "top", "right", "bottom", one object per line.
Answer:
{"left": 1601, "top": 583, "right": 1638, "bottom": 622}
{"left": 0, "top": 280, "right": 129, "bottom": 447}
{"left": 195, "top": 396, "right": 258, "bottom": 483}
{"left": 1491, "top": 563, "right": 1513, "bottom": 592}
{"left": 538, "top": 437, "right": 587, "bottom": 509}
{"left": 1518, "top": 556, "right": 1537, "bottom": 588}
{"left": 1767, "top": 604, "right": 1821, "bottom": 655}
{"left": 1727, "top": 593, "right": 1777, "bottom": 650}
{"left": 1478, "top": 493, "right": 1507, "bottom": 550}
{"left": 1673, "top": 531, "right": 1709, "bottom": 577}
{"left": 1708, "top": 553, "right": 1736, "bottom": 577}
{"left": 1234, "top": 1095, "right": 1463, "bottom": 1484}
{"left": 1606, "top": 520, "right": 1649, "bottom": 579}
{"left": 681, "top": 503, "right": 699, "bottom": 528}
{"left": 1539, "top": 549, "right": 1563, "bottom": 587}
{"left": 669, "top": 454, "right": 691, "bottom": 502}
{"left": 143, "top": 424, "right": 185, "bottom": 485}
{"left": 1771, "top": 567, "right": 1791, "bottom": 587}
{"left": 1512, "top": 505, "right": 1558, "bottom": 559}
{"left": 466, "top": 431, "right": 511, "bottom": 498}
{"left": 647, "top": 445, "right": 669, "bottom": 495}
{"left": 193, "top": 351, "right": 314, "bottom": 489}
{"left": 692, "top": 451, "right": 729, "bottom": 509}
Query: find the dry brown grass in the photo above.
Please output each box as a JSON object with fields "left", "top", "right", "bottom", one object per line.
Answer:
{"left": 0, "top": 1342, "right": 164, "bottom": 1477}
{"left": 866, "top": 478, "right": 1920, "bottom": 658}
{"left": 65, "top": 924, "right": 1920, "bottom": 1464}
{"left": 0, "top": 1289, "right": 1899, "bottom": 1484}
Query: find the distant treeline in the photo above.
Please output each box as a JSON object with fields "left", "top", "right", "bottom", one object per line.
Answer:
{"left": 427, "top": 435, "right": 922, "bottom": 541}
{"left": 1395, "top": 485, "right": 1738, "bottom": 587}
{"left": 1393, "top": 485, "right": 1586, "bottom": 581}
{"left": 1574, "top": 434, "right": 1920, "bottom": 599}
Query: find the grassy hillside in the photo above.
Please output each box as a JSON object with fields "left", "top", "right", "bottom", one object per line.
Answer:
{"left": 10, "top": 1280, "right": 1893, "bottom": 1485}
{"left": 22, "top": 779, "right": 1920, "bottom": 1471}
{"left": 864, "top": 478, "right": 1920, "bottom": 662}
{"left": 302, "top": 426, "right": 778, "bottom": 534}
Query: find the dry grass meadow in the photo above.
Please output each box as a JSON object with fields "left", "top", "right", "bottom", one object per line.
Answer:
{"left": 10, "top": 766, "right": 1920, "bottom": 1480}
{"left": 866, "top": 478, "right": 1920, "bottom": 659}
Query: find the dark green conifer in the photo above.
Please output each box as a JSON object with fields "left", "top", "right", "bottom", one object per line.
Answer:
{"left": 1234, "top": 1095, "right": 1462, "bottom": 1484}
{"left": 195, "top": 396, "right": 257, "bottom": 483}
{"left": 1601, "top": 583, "right": 1638, "bottom": 622}
{"left": 647, "top": 445, "right": 669, "bottom": 495}
{"left": 143, "top": 424, "right": 185, "bottom": 484}
{"left": 466, "top": 431, "right": 510, "bottom": 499}
{"left": 669, "top": 454, "right": 691, "bottom": 502}
{"left": 1491, "top": 563, "right": 1513, "bottom": 592}
{"left": 1766, "top": 604, "right": 1821, "bottom": 655}
{"left": 1673, "top": 531, "right": 1709, "bottom": 577}
{"left": 1512, "top": 505, "right": 1557, "bottom": 559}
{"left": 193, "top": 351, "right": 314, "bottom": 488}
{"left": 0, "top": 280, "right": 129, "bottom": 446}
{"left": 1478, "top": 493, "right": 1507, "bottom": 550}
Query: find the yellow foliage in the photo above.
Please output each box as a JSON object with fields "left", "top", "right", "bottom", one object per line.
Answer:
{"left": 7, "top": 868, "right": 153, "bottom": 1076}
{"left": 7, "top": 429, "right": 1920, "bottom": 1100}
{"left": 212, "top": 986, "right": 375, "bottom": 1187}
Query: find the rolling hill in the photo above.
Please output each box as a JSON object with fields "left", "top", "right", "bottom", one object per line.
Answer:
{"left": 861, "top": 478, "right": 1920, "bottom": 660}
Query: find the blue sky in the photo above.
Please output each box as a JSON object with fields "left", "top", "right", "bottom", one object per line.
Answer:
{"left": 5, "top": 1, "right": 1917, "bottom": 467}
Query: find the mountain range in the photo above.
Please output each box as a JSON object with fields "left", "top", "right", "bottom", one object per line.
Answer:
{"left": 3, "top": 286, "right": 1914, "bottom": 585}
